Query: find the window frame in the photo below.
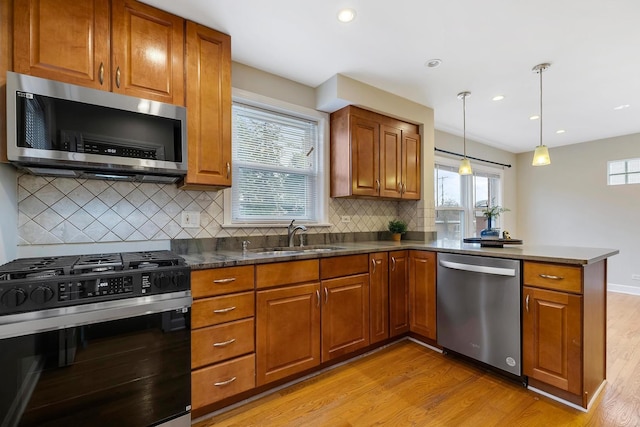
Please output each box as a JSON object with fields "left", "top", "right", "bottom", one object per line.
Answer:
{"left": 607, "top": 158, "right": 640, "bottom": 186}
{"left": 434, "top": 156, "right": 505, "bottom": 239}
{"left": 223, "top": 88, "right": 330, "bottom": 228}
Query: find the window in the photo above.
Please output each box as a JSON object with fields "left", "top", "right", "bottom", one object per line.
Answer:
{"left": 226, "top": 91, "right": 327, "bottom": 225}
{"left": 608, "top": 158, "right": 640, "bottom": 185}
{"left": 434, "top": 157, "right": 504, "bottom": 240}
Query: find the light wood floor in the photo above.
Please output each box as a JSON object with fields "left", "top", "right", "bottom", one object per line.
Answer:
{"left": 195, "top": 292, "right": 640, "bottom": 426}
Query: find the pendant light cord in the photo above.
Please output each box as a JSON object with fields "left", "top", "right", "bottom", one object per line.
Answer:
{"left": 539, "top": 66, "right": 543, "bottom": 148}
{"left": 463, "top": 94, "right": 467, "bottom": 157}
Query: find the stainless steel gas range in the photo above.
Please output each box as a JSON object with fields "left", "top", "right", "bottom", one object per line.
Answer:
{"left": 0, "top": 250, "right": 192, "bottom": 427}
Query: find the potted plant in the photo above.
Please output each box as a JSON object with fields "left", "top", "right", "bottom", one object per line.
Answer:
{"left": 480, "top": 204, "right": 510, "bottom": 238}
{"left": 388, "top": 219, "right": 408, "bottom": 241}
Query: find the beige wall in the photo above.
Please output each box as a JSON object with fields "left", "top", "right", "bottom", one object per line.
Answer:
{"left": 14, "top": 63, "right": 437, "bottom": 257}
{"left": 516, "top": 133, "right": 640, "bottom": 292}
{"left": 434, "top": 130, "right": 518, "bottom": 236}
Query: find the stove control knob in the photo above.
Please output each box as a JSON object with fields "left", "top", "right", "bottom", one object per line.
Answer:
{"left": 174, "top": 271, "right": 188, "bottom": 289}
{"left": 154, "top": 273, "right": 172, "bottom": 289}
{"left": 1, "top": 288, "right": 28, "bottom": 308}
{"left": 31, "top": 286, "right": 55, "bottom": 304}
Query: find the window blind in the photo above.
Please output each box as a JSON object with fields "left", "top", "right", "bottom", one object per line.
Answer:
{"left": 231, "top": 102, "right": 319, "bottom": 222}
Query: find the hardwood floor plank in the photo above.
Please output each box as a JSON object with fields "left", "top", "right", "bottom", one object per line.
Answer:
{"left": 195, "top": 292, "right": 640, "bottom": 427}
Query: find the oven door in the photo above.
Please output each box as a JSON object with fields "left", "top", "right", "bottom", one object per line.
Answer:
{"left": 0, "top": 294, "right": 191, "bottom": 427}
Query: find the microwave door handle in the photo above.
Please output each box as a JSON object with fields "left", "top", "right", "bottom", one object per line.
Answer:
{"left": 439, "top": 260, "right": 516, "bottom": 277}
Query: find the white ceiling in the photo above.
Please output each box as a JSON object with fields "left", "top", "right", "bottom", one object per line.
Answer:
{"left": 144, "top": 0, "right": 640, "bottom": 154}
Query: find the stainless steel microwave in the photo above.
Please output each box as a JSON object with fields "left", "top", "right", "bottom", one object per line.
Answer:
{"left": 5, "top": 71, "right": 187, "bottom": 183}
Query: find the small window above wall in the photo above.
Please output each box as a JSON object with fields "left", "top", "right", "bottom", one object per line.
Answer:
{"left": 608, "top": 158, "right": 640, "bottom": 185}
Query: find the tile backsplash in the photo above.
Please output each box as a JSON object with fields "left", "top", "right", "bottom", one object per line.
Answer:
{"left": 17, "top": 174, "right": 432, "bottom": 245}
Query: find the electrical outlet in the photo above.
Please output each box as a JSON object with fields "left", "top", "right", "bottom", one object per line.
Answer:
{"left": 181, "top": 211, "right": 200, "bottom": 228}
{"left": 632, "top": 274, "right": 640, "bottom": 281}
{"left": 341, "top": 215, "right": 351, "bottom": 223}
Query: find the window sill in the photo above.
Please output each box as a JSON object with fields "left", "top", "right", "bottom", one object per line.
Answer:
{"left": 220, "top": 223, "right": 334, "bottom": 229}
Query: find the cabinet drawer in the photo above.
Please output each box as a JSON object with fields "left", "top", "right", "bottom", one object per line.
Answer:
{"left": 524, "top": 262, "right": 582, "bottom": 293}
{"left": 191, "top": 353, "right": 255, "bottom": 409}
{"left": 320, "top": 254, "right": 369, "bottom": 279}
{"left": 256, "top": 259, "right": 319, "bottom": 289}
{"left": 192, "top": 318, "right": 255, "bottom": 369}
{"left": 192, "top": 266, "right": 255, "bottom": 298}
{"left": 192, "top": 292, "right": 255, "bottom": 329}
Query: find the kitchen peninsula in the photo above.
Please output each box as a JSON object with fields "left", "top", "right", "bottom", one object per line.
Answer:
{"left": 175, "top": 238, "right": 617, "bottom": 417}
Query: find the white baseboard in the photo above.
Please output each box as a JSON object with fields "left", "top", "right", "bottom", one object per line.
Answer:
{"left": 608, "top": 283, "right": 640, "bottom": 296}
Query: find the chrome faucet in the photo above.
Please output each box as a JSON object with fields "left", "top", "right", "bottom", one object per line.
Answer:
{"left": 287, "top": 220, "right": 307, "bottom": 247}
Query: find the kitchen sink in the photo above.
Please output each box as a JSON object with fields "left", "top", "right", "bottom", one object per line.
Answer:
{"left": 249, "top": 246, "right": 345, "bottom": 256}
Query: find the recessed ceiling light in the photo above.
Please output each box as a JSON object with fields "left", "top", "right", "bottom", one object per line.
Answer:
{"left": 424, "top": 59, "right": 442, "bottom": 68}
{"left": 492, "top": 95, "right": 505, "bottom": 101}
{"left": 556, "top": 129, "right": 566, "bottom": 134}
{"left": 529, "top": 115, "right": 540, "bottom": 120}
{"left": 613, "top": 104, "right": 630, "bottom": 110}
{"left": 337, "top": 8, "right": 356, "bottom": 23}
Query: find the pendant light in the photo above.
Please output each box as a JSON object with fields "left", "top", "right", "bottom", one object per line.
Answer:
{"left": 457, "top": 91, "right": 473, "bottom": 175}
{"left": 531, "top": 63, "right": 551, "bottom": 166}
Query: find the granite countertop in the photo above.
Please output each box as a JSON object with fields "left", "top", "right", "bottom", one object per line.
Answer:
{"left": 179, "top": 239, "right": 619, "bottom": 270}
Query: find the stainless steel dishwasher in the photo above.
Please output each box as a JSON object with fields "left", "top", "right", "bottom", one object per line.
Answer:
{"left": 437, "top": 253, "right": 522, "bottom": 376}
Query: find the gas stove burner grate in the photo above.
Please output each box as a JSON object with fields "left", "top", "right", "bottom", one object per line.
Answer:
{"left": 137, "top": 262, "right": 160, "bottom": 269}
{"left": 26, "top": 269, "right": 60, "bottom": 279}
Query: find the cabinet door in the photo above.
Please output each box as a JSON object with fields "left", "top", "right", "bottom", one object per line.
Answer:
{"left": 350, "top": 115, "right": 380, "bottom": 197}
{"left": 256, "top": 283, "right": 321, "bottom": 386}
{"left": 322, "top": 273, "right": 370, "bottom": 361}
{"left": 380, "top": 125, "right": 402, "bottom": 198}
{"left": 402, "top": 131, "right": 421, "bottom": 200}
{"left": 389, "top": 250, "right": 410, "bottom": 337}
{"left": 369, "top": 253, "right": 389, "bottom": 344}
{"left": 14, "top": 0, "right": 110, "bottom": 89}
{"left": 523, "top": 286, "right": 582, "bottom": 395}
{"left": 111, "top": 0, "right": 184, "bottom": 105}
{"left": 409, "top": 251, "right": 436, "bottom": 340}
{"left": 181, "top": 22, "right": 232, "bottom": 189}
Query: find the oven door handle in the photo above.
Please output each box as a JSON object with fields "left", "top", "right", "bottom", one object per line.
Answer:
{"left": 0, "top": 292, "right": 192, "bottom": 340}
{"left": 439, "top": 260, "right": 516, "bottom": 277}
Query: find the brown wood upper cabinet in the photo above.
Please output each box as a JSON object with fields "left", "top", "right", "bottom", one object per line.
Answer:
{"left": 330, "top": 105, "right": 421, "bottom": 200}
{"left": 180, "top": 22, "right": 232, "bottom": 189}
{"left": 14, "top": 0, "right": 185, "bottom": 105}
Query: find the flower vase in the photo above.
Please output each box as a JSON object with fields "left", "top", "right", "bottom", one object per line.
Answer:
{"left": 480, "top": 217, "right": 500, "bottom": 239}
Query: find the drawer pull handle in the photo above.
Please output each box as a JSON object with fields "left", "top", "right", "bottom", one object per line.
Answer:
{"left": 213, "top": 306, "right": 236, "bottom": 314}
{"left": 539, "top": 274, "right": 564, "bottom": 280}
{"left": 213, "top": 338, "right": 236, "bottom": 347}
{"left": 214, "top": 377, "right": 237, "bottom": 387}
{"left": 213, "top": 278, "right": 236, "bottom": 284}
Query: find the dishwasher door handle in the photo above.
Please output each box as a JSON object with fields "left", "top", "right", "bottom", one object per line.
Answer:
{"left": 439, "top": 259, "right": 516, "bottom": 277}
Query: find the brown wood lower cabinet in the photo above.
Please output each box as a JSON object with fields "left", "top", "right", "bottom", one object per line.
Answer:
{"left": 522, "top": 286, "right": 582, "bottom": 394}
{"left": 256, "top": 283, "right": 321, "bottom": 386}
{"left": 389, "top": 250, "right": 410, "bottom": 337}
{"left": 522, "top": 259, "right": 607, "bottom": 408}
{"left": 408, "top": 251, "right": 437, "bottom": 340}
{"left": 321, "top": 273, "right": 370, "bottom": 362}
{"left": 191, "top": 354, "right": 255, "bottom": 410}
{"left": 369, "top": 252, "right": 389, "bottom": 344}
